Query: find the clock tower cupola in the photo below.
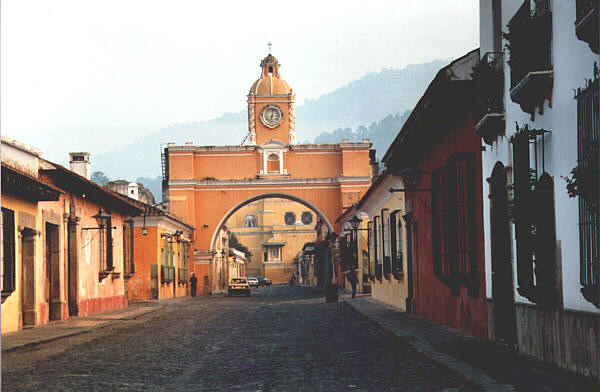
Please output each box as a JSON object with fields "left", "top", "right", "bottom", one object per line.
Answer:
{"left": 247, "top": 53, "right": 296, "bottom": 145}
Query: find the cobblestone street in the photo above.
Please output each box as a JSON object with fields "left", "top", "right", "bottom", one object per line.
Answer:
{"left": 2, "top": 286, "right": 477, "bottom": 391}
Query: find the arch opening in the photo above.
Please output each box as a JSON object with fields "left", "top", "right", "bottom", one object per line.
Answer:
{"left": 210, "top": 192, "right": 335, "bottom": 252}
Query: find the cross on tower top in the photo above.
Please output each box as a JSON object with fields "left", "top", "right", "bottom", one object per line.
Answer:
{"left": 267, "top": 42, "right": 272, "bottom": 53}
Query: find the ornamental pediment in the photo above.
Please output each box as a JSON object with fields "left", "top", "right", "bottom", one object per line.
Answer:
{"left": 258, "top": 139, "right": 288, "bottom": 150}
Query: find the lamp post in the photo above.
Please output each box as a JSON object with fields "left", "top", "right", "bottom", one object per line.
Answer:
{"left": 88, "top": 209, "right": 112, "bottom": 274}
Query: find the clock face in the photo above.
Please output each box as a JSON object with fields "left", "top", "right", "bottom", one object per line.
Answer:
{"left": 260, "top": 105, "right": 283, "bottom": 128}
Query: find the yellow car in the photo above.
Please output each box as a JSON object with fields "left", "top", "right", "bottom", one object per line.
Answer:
{"left": 228, "top": 277, "right": 251, "bottom": 297}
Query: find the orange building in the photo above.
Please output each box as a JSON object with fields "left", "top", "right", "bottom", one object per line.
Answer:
{"left": 127, "top": 206, "right": 194, "bottom": 300}
{"left": 164, "top": 53, "right": 375, "bottom": 290}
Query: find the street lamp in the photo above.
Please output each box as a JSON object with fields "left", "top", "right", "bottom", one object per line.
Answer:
{"left": 93, "top": 209, "right": 111, "bottom": 228}
{"left": 389, "top": 167, "right": 431, "bottom": 193}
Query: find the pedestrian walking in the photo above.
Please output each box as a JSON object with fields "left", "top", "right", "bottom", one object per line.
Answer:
{"left": 190, "top": 273, "right": 198, "bottom": 297}
{"left": 347, "top": 269, "right": 358, "bottom": 298}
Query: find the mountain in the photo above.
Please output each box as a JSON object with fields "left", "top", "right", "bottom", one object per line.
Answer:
{"left": 94, "top": 59, "right": 447, "bottom": 181}
{"left": 313, "top": 111, "right": 411, "bottom": 160}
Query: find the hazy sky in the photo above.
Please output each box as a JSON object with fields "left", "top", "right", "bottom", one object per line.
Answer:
{"left": 1, "top": 0, "right": 478, "bottom": 164}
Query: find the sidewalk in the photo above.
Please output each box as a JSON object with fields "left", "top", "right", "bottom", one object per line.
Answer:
{"left": 2, "top": 302, "right": 164, "bottom": 353}
{"left": 341, "top": 295, "right": 599, "bottom": 392}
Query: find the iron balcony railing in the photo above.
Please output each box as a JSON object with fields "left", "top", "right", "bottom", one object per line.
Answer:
{"left": 178, "top": 268, "right": 189, "bottom": 284}
{"left": 161, "top": 265, "right": 175, "bottom": 283}
{"left": 575, "top": 68, "right": 599, "bottom": 307}
{"left": 473, "top": 52, "right": 505, "bottom": 117}
{"left": 576, "top": 0, "right": 598, "bottom": 25}
{"left": 506, "top": 0, "right": 552, "bottom": 91}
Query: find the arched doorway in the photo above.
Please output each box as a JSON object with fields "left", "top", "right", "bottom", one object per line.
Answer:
{"left": 489, "top": 162, "right": 517, "bottom": 345}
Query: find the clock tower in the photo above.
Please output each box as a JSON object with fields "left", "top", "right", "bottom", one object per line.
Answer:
{"left": 247, "top": 54, "right": 296, "bottom": 145}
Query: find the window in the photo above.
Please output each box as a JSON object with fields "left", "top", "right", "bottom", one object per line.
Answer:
{"left": 122, "top": 220, "right": 134, "bottom": 275}
{"left": 449, "top": 154, "right": 477, "bottom": 278}
{"left": 431, "top": 167, "right": 451, "bottom": 278}
{"left": 430, "top": 153, "right": 478, "bottom": 295}
{"left": 267, "top": 153, "right": 280, "bottom": 173}
{"left": 390, "top": 210, "right": 403, "bottom": 279}
{"left": 576, "top": 69, "right": 599, "bottom": 307}
{"left": 373, "top": 215, "right": 382, "bottom": 281}
{"left": 1, "top": 208, "right": 16, "bottom": 296}
{"left": 301, "top": 211, "right": 313, "bottom": 225}
{"left": 284, "top": 212, "right": 296, "bottom": 226}
{"left": 511, "top": 126, "right": 557, "bottom": 305}
{"left": 99, "top": 215, "right": 114, "bottom": 274}
{"left": 161, "top": 235, "right": 175, "bottom": 282}
{"left": 179, "top": 242, "right": 189, "bottom": 284}
{"left": 367, "top": 221, "right": 374, "bottom": 280}
{"left": 243, "top": 215, "right": 257, "bottom": 227}
{"left": 268, "top": 247, "right": 281, "bottom": 261}
{"left": 381, "top": 209, "right": 391, "bottom": 277}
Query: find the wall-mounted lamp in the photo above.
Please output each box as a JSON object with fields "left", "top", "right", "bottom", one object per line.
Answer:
{"left": 83, "top": 209, "right": 113, "bottom": 230}
{"left": 389, "top": 167, "right": 431, "bottom": 193}
{"left": 93, "top": 209, "right": 111, "bottom": 227}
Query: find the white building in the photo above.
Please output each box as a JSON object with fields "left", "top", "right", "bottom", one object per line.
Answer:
{"left": 478, "top": 0, "right": 598, "bottom": 377}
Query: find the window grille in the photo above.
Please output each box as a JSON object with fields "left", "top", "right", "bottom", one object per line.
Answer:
{"left": 576, "top": 68, "right": 599, "bottom": 307}
{"left": 301, "top": 211, "right": 313, "bottom": 225}
{"left": 390, "top": 210, "right": 404, "bottom": 279}
{"left": 284, "top": 212, "right": 296, "bottom": 226}
{"left": 430, "top": 154, "right": 478, "bottom": 295}
{"left": 122, "top": 220, "right": 134, "bottom": 275}
{"left": 367, "top": 221, "right": 374, "bottom": 280}
{"left": 450, "top": 154, "right": 477, "bottom": 278}
{"left": 106, "top": 217, "right": 113, "bottom": 271}
{"left": 511, "top": 125, "right": 558, "bottom": 305}
{"left": 373, "top": 215, "right": 382, "bottom": 281}
{"left": 431, "top": 166, "right": 450, "bottom": 277}
{"left": 1, "top": 208, "right": 16, "bottom": 295}
{"left": 381, "top": 209, "right": 391, "bottom": 277}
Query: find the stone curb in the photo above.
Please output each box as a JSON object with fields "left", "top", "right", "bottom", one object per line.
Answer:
{"left": 342, "top": 299, "right": 516, "bottom": 392}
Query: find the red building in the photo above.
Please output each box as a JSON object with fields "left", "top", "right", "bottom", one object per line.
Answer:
{"left": 382, "top": 49, "right": 488, "bottom": 338}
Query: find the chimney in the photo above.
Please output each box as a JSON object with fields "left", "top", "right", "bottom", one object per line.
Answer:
{"left": 127, "top": 182, "right": 139, "bottom": 201}
{"left": 69, "top": 152, "right": 91, "bottom": 179}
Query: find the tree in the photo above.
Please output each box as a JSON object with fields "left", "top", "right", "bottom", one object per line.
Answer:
{"left": 229, "top": 233, "right": 251, "bottom": 258}
{"left": 91, "top": 171, "right": 110, "bottom": 185}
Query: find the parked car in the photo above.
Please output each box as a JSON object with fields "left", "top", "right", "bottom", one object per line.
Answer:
{"left": 263, "top": 277, "right": 272, "bottom": 286}
{"left": 257, "top": 276, "right": 266, "bottom": 286}
{"left": 228, "top": 277, "right": 250, "bottom": 297}
{"left": 247, "top": 277, "right": 259, "bottom": 288}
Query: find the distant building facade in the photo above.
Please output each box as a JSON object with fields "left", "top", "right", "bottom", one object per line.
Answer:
{"left": 228, "top": 198, "right": 316, "bottom": 283}
{"left": 106, "top": 180, "right": 156, "bottom": 205}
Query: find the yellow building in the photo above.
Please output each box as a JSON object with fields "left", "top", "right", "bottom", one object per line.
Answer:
{"left": 337, "top": 170, "right": 409, "bottom": 310}
{"left": 1, "top": 141, "right": 62, "bottom": 334}
{"left": 227, "top": 198, "right": 316, "bottom": 283}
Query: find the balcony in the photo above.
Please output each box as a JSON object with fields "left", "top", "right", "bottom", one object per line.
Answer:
{"left": 473, "top": 52, "right": 505, "bottom": 145}
{"left": 506, "top": 0, "right": 553, "bottom": 119}
{"left": 575, "top": 0, "right": 599, "bottom": 54}
{"left": 178, "top": 268, "right": 189, "bottom": 284}
{"left": 161, "top": 265, "right": 175, "bottom": 283}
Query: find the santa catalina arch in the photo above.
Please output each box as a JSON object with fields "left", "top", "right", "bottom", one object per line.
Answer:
{"left": 163, "top": 53, "right": 374, "bottom": 287}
